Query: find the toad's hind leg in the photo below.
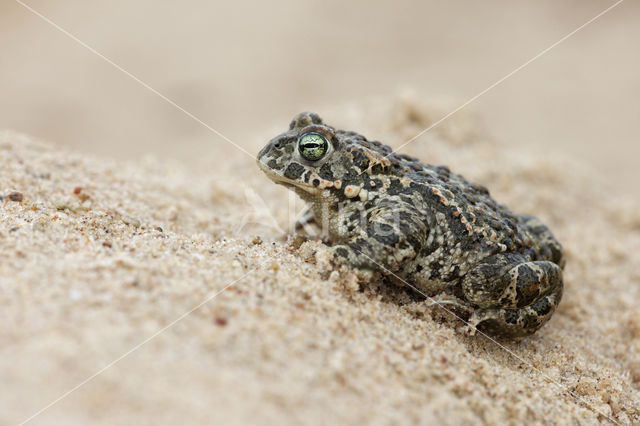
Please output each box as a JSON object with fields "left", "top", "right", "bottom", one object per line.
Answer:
{"left": 461, "top": 256, "right": 563, "bottom": 339}
{"left": 466, "top": 290, "right": 562, "bottom": 340}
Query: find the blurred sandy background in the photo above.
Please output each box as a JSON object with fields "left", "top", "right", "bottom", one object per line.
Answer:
{"left": 3, "top": 2, "right": 640, "bottom": 424}
{"left": 1, "top": 0, "right": 638, "bottom": 198}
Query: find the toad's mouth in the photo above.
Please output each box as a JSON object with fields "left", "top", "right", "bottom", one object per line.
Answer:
{"left": 256, "top": 157, "right": 321, "bottom": 196}
{"left": 273, "top": 176, "right": 320, "bottom": 196}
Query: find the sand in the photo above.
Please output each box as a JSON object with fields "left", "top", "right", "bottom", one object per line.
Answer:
{"left": 1, "top": 98, "right": 639, "bottom": 425}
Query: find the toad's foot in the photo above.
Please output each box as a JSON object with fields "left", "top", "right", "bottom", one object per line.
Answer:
{"left": 424, "top": 294, "right": 471, "bottom": 309}
{"left": 294, "top": 208, "right": 315, "bottom": 231}
{"left": 423, "top": 294, "right": 475, "bottom": 315}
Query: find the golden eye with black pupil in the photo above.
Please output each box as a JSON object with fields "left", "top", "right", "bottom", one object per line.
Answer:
{"left": 298, "top": 133, "right": 328, "bottom": 162}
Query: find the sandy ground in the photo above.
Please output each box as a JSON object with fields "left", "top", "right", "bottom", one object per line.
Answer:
{"left": 1, "top": 99, "right": 639, "bottom": 425}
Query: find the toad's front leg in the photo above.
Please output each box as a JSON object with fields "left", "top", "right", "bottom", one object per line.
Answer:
{"left": 294, "top": 208, "right": 315, "bottom": 230}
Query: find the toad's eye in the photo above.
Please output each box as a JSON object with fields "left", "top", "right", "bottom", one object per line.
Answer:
{"left": 298, "top": 133, "right": 329, "bottom": 162}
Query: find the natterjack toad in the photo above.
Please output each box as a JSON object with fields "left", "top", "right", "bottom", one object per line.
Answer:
{"left": 257, "top": 112, "right": 565, "bottom": 339}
